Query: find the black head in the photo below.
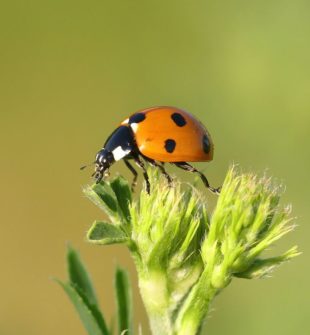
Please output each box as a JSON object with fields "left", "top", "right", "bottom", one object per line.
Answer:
{"left": 93, "top": 149, "right": 115, "bottom": 183}
{"left": 92, "top": 125, "right": 134, "bottom": 183}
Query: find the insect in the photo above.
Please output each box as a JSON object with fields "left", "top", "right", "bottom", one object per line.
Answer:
{"left": 85, "top": 106, "right": 221, "bottom": 194}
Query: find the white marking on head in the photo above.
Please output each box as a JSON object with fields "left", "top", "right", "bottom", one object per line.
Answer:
{"left": 122, "top": 118, "right": 129, "bottom": 124}
{"left": 130, "top": 123, "right": 138, "bottom": 133}
{"left": 112, "top": 146, "right": 131, "bottom": 161}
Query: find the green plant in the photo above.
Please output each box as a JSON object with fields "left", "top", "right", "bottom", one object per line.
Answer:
{"left": 56, "top": 245, "right": 132, "bottom": 335}
{"left": 59, "top": 166, "right": 299, "bottom": 335}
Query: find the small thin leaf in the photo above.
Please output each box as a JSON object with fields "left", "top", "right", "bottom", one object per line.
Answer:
{"left": 115, "top": 267, "right": 133, "bottom": 335}
{"left": 56, "top": 280, "right": 109, "bottom": 335}
{"left": 87, "top": 221, "right": 129, "bottom": 245}
{"left": 67, "top": 245, "right": 98, "bottom": 306}
{"left": 235, "top": 246, "right": 301, "bottom": 279}
{"left": 76, "top": 286, "right": 109, "bottom": 335}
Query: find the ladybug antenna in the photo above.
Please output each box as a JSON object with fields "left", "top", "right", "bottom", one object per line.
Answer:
{"left": 80, "top": 162, "right": 95, "bottom": 171}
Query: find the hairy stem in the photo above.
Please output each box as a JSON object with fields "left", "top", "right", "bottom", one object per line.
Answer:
{"left": 139, "top": 272, "right": 172, "bottom": 335}
{"left": 175, "top": 271, "right": 218, "bottom": 335}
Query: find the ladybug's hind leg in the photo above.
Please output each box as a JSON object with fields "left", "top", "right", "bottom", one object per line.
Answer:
{"left": 173, "top": 162, "right": 221, "bottom": 195}
{"left": 124, "top": 159, "right": 138, "bottom": 192}
{"left": 143, "top": 157, "right": 172, "bottom": 186}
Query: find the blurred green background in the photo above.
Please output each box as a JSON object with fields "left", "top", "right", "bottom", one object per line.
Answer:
{"left": 0, "top": 0, "right": 309, "bottom": 334}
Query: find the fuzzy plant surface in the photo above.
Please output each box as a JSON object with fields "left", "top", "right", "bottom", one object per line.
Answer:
{"left": 83, "top": 166, "right": 299, "bottom": 335}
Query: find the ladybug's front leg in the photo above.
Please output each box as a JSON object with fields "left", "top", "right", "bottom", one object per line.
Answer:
{"left": 133, "top": 155, "right": 150, "bottom": 194}
{"left": 124, "top": 159, "right": 138, "bottom": 192}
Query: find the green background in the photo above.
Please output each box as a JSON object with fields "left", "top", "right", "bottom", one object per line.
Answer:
{"left": 0, "top": 1, "right": 309, "bottom": 334}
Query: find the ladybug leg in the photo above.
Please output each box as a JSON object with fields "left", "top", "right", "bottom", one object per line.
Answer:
{"left": 157, "top": 162, "right": 172, "bottom": 185}
{"left": 133, "top": 155, "right": 151, "bottom": 194}
{"left": 143, "top": 157, "right": 172, "bottom": 186}
{"left": 173, "top": 162, "right": 221, "bottom": 194}
{"left": 124, "top": 159, "right": 138, "bottom": 192}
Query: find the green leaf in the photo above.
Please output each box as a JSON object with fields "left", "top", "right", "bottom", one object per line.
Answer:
{"left": 110, "top": 176, "right": 132, "bottom": 223}
{"left": 92, "top": 182, "right": 118, "bottom": 213}
{"left": 67, "top": 245, "right": 98, "bottom": 306}
{"left": 115, "top": 267, "right": 133, "bottom": 335}
{"left": 84, "top": 183, "right": 118, "bottom": 221}
{"left": 87, "top": 221, "right": 129, "bottom": 245}
{"left": 56, "top": 280, "right": 109, "bottom": 335}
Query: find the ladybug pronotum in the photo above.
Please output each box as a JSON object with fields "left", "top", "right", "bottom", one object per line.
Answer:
{"left": 89, "top": 106, "right": 220, "bottom": 194}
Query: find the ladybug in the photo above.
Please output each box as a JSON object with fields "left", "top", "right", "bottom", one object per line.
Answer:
{"left": 87, "top": 106, "right": 220, "bottom": 194}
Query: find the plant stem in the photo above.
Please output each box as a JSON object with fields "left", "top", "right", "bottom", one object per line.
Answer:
{"left": 139, "top": 271, "right": 173, "bottom": 335}
{"left": 175, "top": 271, "right": 218, "bottom": 335}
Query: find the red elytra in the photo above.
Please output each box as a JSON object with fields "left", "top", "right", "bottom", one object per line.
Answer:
{"left": 121, "top": 106, "right": 214, "bottom": 163}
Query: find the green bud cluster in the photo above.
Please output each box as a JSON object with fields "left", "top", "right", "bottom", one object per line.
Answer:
{"left": 84, "top": 166, "right": 299, "bottom": 335}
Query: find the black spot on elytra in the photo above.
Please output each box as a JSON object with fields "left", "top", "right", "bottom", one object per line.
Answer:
{"left": 171, "top": 113, "right": 186, "bottom": 127}
{"left": 129, "top": 113, "right": 146, "bottom": 124}
{"left": 164, "top": 139, "right": 176, "bottom": 153}
{"left": 203, "top": 134, "right": 211, "bottom": 154}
